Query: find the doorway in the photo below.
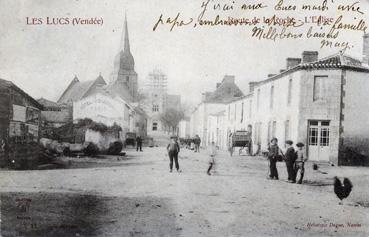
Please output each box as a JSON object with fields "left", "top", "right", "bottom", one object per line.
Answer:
{"left": 308, "top": 120, "right": 330, "bottom": 161}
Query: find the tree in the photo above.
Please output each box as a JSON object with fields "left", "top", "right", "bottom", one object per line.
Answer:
{"left": 159, "top": 107, "right": 185, "bottom": 135}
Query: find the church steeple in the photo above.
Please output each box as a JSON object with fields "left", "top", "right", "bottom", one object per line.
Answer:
{"left": 118, "top": 13, "right": 135, "bottom": 71}
{"left": 123, "top": 14, "right": 130, "bottom": 53}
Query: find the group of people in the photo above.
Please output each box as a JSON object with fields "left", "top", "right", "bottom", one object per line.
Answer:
{"left": 166, "top": 136, "right": 217, "bottom": 175}
{"left": 166, "top": 135, "right": 308, "bottom": 181}
{"left": 267, "top": 138, "right": 308, "bottom": 184}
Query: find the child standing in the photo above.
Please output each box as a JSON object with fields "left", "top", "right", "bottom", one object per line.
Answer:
{"left": 167, "top": 136, "right": 181, "bottom": 173}
{"left": 294, "top": 142, "right": 307, "bottom": 184}
{"left": 207, "top": 142, "right": 217, "bottom": 176}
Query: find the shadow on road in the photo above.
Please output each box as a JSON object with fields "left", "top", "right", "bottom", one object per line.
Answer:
{"left": 1, "top": 192, "right": 180, "bottom": 237}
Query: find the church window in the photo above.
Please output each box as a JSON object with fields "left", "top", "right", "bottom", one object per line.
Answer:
{"left": 152, "top": 104, "right": 159, "bottom": 112}
{"left": 152, "top": 122, "right": 158, "bottom": 131}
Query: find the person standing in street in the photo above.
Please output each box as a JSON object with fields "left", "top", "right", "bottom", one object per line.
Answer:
{"left": 267, "top": 138, "right": 282, "bottom": 180}
{"left": 284, "top": 140, "right": 296, "bottom": 183}
{"left": 136, "top": 136, "right": 143, "bottom": 152}
{"left": 207, "top": 141, "right": 217, "bottom": 175}
{"left": 167, "top": 136, "right": 181, "bottom": 173}
{"left": 194, "top": 135, "right": 201, "bottom": 153}
{"left": 294, "top": 142, "right": 307, "bottom": 184}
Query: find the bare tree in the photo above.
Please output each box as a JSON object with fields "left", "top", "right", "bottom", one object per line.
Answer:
{"left": 159, "top": 107, "right": 185, "bottom": 135}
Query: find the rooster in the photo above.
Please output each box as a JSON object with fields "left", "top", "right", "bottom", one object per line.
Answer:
{"left": 334, "top": 177, "right": 353, "bottom": 203}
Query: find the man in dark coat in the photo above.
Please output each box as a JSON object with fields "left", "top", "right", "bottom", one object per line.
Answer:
{"left": 267, "top": 138, "right": 281, "bottom": 180}
{"left": 167, "top": 136, "right": 181, "bottom": 172}
{"left": 136, "top": 136, "right": 143, "bottom": 152}
{"left": 284, "top": 140, "right": 296, "bottom": 183}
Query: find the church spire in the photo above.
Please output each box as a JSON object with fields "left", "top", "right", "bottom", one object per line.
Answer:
{"left": 123, "top": 13, "right": 130, "bottom": 53}
{"left": 117, "top": 13, "right": 135, "bottom": 71}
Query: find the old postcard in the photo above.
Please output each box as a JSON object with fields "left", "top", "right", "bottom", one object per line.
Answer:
{"left": 0, "top": 0, "right": 368, "bottom": 236}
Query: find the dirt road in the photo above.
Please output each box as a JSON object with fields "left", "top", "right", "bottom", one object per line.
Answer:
{"left": 0, "top": 147, "right": 368, "bottom": 237}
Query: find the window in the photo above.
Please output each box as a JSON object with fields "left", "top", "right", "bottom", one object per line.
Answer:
{"left": 152, "top": 122, "right": 158, "bottom": 131}
{"left": 152, "top": 104, "right": 159, "bottom": 112}
{"left": 270, "top": 85, "right": 274, "bottom": 109}
{"left": 257, "top": 89, "right": 260, "bottom": 111}
{"left": 309, "top": 127, "right": 318, "bottom": 145}
{"left": 320, "top": 128, "right": 330, "bottom": 146}
{"left": 313, "top": 76, "right": 328, "bottom": 101}
{"left": 228, "top": 105, "right": 230, "bottom": 121}
{"left": 126, "top": 76, "right": 129, "bottom": 82}
{"left": 284, "top": 120, "right": 290, "bottom": 142}
{"left": 272, "top": 121, "right": 277, "bottom": 138}
{"left": 249, "top": 100, "right": 252, "bottom": 118}
{"left": 267, "top": 121, "right": 271, "bottom": 142}
{"left": 287, "top": 78, "right": 292, "bottom": 105}
{"left": 234, "top": 104, "right": 237, "bottom": 120}
{"left": 241, "top": 102, "right": 244, "bottom": 123}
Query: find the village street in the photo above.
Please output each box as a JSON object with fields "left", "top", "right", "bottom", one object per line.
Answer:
{"left": 0, "top": 146, "right": 368, "bottom": 237}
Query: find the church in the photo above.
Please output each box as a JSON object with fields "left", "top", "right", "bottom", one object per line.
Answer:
{"left": 57, "top": 15, "right": 147, "bottom": 139}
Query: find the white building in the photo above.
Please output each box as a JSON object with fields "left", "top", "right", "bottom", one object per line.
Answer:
{"left": 190, "top": 75, "right": 244, "bottom": 147}
{"left": 202, "top": 44, "right": 369, "bottom": 166}
{"left": 178, "top": 119, "right": 190, "bottom": 138}
{"left": 73, "top": 92, "right": 135, "bottom": 138}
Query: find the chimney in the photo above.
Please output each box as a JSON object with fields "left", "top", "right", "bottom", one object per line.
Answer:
{"left": 268, "top": 74, "right": 276, "bottom": 78}
{"left": 216, "top": 83, "right": 221, "bottom": 88}
{"left": 286, "top": 58, "right": 301, "bottom": 69}
{"left": 249, "top": 81, "right": 258, "bottom": 93}
{"left": 302, "top": 51, "right": 318, "bottom": 63}
{"left": 280, "top": 69, "right": 286, "bottom": 73}
{"left": 363, "top": 33, "right": 369, "bottom": 64}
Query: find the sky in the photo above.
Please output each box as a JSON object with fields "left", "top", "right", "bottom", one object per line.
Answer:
{"left": 0, "top": 0, "right": 368, "bottom": 105}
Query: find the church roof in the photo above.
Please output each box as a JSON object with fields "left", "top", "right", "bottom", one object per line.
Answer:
{"left": 57, "top": 75, "right": 107, "bottom": 104}
{"left": 105, "top": 79, "right": 134, "bottom": 102}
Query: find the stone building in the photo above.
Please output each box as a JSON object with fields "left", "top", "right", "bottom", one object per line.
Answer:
{"left": 204, "top": 37, "right": 369, "bottom": 165}
{"left": 0, "top": 78, "right": 43, "bottom": 168}
{"left": 142, "top": 69, "right": 181, "bottom": 135}
{"left": 57, "top": 15, "right": 147, "bottom": 141}
{"left": 190, "top": 75, "right": 244, "bottom": 146}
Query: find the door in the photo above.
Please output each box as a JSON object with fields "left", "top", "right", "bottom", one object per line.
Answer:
{"left": 308, "top": 121, "right": 330, "bottom": 161}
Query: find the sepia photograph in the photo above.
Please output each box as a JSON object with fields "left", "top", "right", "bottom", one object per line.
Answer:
{"left": 0, "top": 0, "right": 368, "bottom": 236}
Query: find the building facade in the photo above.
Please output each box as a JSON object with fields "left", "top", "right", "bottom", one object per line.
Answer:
{"left": 190, "top": 75, "right": 244, "bottom": 146}
{"left": 198, "top": 45, "right": 369, "bottom": 166}
{"left": 142, "top": 69, "right": 181, "bottom": 135}
{"left": 57, "top": 15, "right": 147, "bottom": 140}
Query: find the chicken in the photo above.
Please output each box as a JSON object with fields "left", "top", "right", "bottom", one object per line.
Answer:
{"left": 334, "top": 177, "right": 353, "bottom": 201}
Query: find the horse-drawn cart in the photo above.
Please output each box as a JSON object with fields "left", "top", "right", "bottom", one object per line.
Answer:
{"left": 229, "top": 131, "right": 252, "bottom": 156}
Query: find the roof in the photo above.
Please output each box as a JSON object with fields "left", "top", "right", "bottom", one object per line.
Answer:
{"left": 57, "top": 75, "right": 107, "bottom": 104}
{"left": 0, "top": 78, "right": 43, "bottom": 109}
{"left": 203, "top": 75, "right": 244, "bottom": 103}
{"left": 255, "top": 52, "right": 369, "bottom": 86}
{"left": 37, "top": 97, "right": 69, "bottom": 109}
{"left": 106, "top": 80, "right": 133, "bottom": 102}
{"left": 134, "top": 106, "right": 148, "bottom": 117}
